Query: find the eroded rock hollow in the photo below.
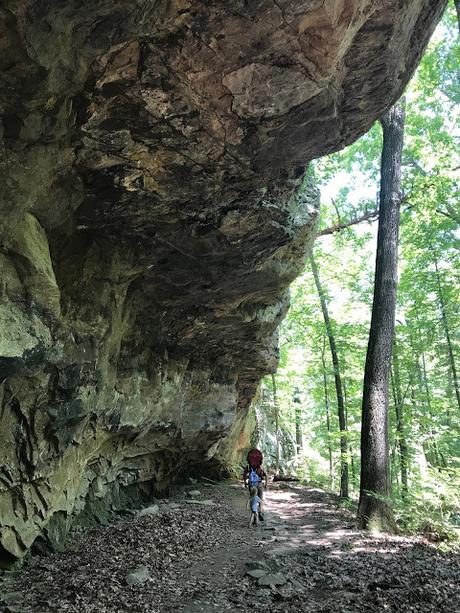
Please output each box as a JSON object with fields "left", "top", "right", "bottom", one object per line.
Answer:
{"left": 0, "top": 0, "right": 445, "bottom": 564}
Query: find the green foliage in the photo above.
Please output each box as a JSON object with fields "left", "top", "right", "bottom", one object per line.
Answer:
{"left": 257, "top": 4, "right": 460, "bottom": 540}
{"left": 393, "top": 468, "right": 460, "bottom": 542}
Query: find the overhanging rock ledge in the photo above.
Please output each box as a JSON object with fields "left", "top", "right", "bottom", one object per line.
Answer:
{"left": 0, "top": 0, "right": 446, "bottom": 563}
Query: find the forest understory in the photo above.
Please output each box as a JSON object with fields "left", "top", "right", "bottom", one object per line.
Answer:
{"left": 2, "top": 481, "right": 459, "bottom": 613}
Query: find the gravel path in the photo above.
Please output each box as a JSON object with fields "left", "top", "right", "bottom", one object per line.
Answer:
{"left": 1, "top": 482, "right": 459, "bottom": 612}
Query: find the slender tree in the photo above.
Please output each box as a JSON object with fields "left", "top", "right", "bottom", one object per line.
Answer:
{"left": 392, "top": 335, "right": 409, "bottom": 495}
{"left": 271, "top": 373, "right": 281, "bottom": 475}
{"left": 321, "top": 335, "right": 334, "bottom": 487}
{"left": 357, "top": 101, "right": 405, "bottom": 531}
{"left": 310, "top": 254, "right": 349, "bottom": 498}
{"left": 342, "top": 380, "right": 357, "bottom": 488}
{"left": 293, "top": 388, "right": 303, "bottom": 456}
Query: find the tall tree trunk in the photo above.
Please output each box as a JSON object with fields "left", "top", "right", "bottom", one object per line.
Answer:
{"left": 271, "top": 373, "right": 281, "bottom": 476}
{"left": 294, "top": 406, "right": 302, "bottom": 456}
{"left": 432, "top": 253, "right": 460, "bottom": 414}
{"left": 357, "top": 101, "right": 405, "bottom": 532}
{"left": 392, "top": 335, "right": 409, "bottom": 496}
{"left": 321, "top": 336, "right": 334, "bottom": 488}
{"left": 455, "top": 0, "right": 460, "bottom": 34}
{"left": 311, "top": 255, "right": 349, "bottom": 498}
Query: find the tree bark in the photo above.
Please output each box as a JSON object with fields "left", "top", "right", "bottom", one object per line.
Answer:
{"left": 357, "top": 101, "right": 405, "bottom": 532}
{"left": 455, "top": 0, "right": 460, "bottom": 34}
{"left": 271, "top": 373, "right": 281, "bottom": 476}
{"left": 311, "top": 255, "right": 349, "bottom": 498}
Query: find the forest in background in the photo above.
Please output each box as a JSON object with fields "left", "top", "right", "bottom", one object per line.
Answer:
{"left": 256, "top": 3, "right": 460, "bottom": 540}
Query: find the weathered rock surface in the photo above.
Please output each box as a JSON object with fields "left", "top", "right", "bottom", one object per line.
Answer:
{"left": 0, "top": 0, "right": 445, "bottom": 564}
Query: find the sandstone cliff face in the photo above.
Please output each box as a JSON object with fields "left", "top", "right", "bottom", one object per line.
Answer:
{"left": 0, "top": 0, "right": 445, "bottom": 565}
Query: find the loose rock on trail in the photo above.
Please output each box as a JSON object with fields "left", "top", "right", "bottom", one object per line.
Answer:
{"left": 2, "top": 482, "right": 459, "bottom": 612}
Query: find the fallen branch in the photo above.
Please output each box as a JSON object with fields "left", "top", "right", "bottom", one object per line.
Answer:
{"left": 201, "top": 476, "right": 219, "bottom": 485}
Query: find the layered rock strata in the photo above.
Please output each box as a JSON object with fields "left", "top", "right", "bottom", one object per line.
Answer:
{"left": 0, "top": 0, "right": 446, "bottom": 564}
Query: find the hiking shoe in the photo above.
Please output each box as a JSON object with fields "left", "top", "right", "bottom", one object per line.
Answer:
{"left": 258, "top": 512, "right": 264, "bottom": 522}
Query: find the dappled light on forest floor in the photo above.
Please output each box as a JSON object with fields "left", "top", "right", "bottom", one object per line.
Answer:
{"left": 2, "top": 481, "right": 458, "bottom": 613}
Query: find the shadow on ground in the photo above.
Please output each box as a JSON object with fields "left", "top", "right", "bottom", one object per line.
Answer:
{"left": 1, "top": 482, "right": 459, "bottom": 612}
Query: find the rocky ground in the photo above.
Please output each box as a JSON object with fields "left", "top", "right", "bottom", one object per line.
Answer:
{"left": 1, "top": 481, "right": 459, "bottom": 613}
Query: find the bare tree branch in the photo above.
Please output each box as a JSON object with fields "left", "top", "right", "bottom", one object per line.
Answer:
{"left": 331, "top": 198, "right": 342, "bottom": 227}
{"left": 436, "top": 205, "right": 460, "bottom": 224}
{"left": 318, "top": 209, "right": 379, "bottom": 236}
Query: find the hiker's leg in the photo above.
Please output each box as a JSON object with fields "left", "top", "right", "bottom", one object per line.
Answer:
{"left": 257, "top": 487, "right": 265, "bottom": 521}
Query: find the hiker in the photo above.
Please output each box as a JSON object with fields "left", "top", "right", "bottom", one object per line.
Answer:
{"left": 243, "top": 448, "right": 268, "bottom": 521}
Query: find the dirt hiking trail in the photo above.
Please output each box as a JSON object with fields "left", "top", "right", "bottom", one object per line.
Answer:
{"left": 1, "top": 482, "right": 459, "bottom": 612}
